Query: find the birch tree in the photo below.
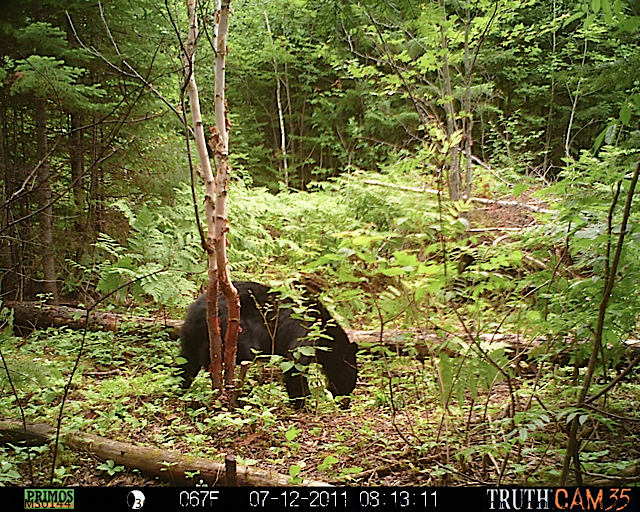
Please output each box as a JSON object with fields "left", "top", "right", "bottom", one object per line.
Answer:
{"left": 183, "top": 0, "right": 239, "bottom": 399}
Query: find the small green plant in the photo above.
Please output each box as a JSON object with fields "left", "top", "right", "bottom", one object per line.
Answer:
{"left": 52, "top": 466, "right": 73, "bottom": 485}
{"left": 284, "top": 425, "right": 301, "bottom": 456}
{"left": 96, "top": 460, "right": 126, "bottom": 477}
{"left": 288, "top": 464, "right": 303, "bottom": 485}
{"left": 0, "top": 458, "right": 21, "bottom": 485}
{"left": 317, "top": 455, "right": 338, "bottom": 473}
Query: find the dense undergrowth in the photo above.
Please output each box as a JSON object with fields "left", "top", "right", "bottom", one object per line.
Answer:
{"left": 2, "top": 157, "right": 640, "bottom": 486}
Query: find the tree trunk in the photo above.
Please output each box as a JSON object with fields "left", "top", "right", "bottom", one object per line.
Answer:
{"left": 439, "top": 20, "right": 461, "bottom": 201}
{"left": 542, "top": 0, "right": 558, "bottom": 175}
{"left": 0, "top": 88, "right": 15, "bottom": 299}
{"left": 69, "top": 112, "right": 86, "bottom": 258}
{"left": 35, "top": 98, "right": 59, "bottom": 304}
{"left": 565, "top": 39, "right": 588, "bottom": 160}
{"left": 7, "top": 300, "right": 182, "bottom": 336}
{"left": 0, "top": 96, "right": 30, "bottom": 301}
{"left": 213, "top": 0, "right": 240, "bottom": 400}
{"left": 183, "top": 0, "right": 224, "bottom": 393}
{"left": 462, "top": 9, "right": 473, "bottom": 199}
{"left": 264, "top": 10, "right": 288, "bottom": 188}
{"left": 183, "top": 0, "right": 239, "bottom": 399}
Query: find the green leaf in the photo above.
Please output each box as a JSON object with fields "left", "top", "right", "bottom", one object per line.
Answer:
{"left": 562, "top": 11, "right": 585, "bottom": 27}
{"left": 391, "top": 251, "right": 418, "bottom": 267}
{"left": 318, "top": 455, "right": 339, "bottom": 471}
{"left": 280, "top": 360, "right": 295, "bottom": 373}
{"left": 513, "top": 183, "right": 529, "bottom": 198}
{"left": 619, "top": 103, "right": 632, "bottom": 126}
{"left": 583, "top": 14, "right": 597, "bottom": 28}
{"left": 285, "top": 426, "right": 301, "bottom": 442}
{"left": 296, "top": 345, "right": 316, "bottom": 358}
{"left": 379, "top": 267, "right": 409, "bottom": 276}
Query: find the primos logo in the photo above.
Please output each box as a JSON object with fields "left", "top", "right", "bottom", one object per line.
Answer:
{"left": 24, "top": 489, "right": 75, "bottom": 509}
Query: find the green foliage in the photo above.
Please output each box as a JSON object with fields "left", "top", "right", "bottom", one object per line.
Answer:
{"left": 0, "top": 453, "right": 22, "bottom": 486}
{"left": 90, "top": 187, "right": 203, "bottom": 307}
{"left": 0, "top": 357, "right": 62, "bottom": 392}
{"left": 96, "top": 460, "right": 125, "bottom": 477}
{"left": 523, "top": 147, "right": 640, "bottom": 343}
{"left": 91, "top": 181, "right": 365, "bottom": 305}
{"left": 439, "top": 340, "right": 510, "bottom": 406}
{"left": 9, "top": 22, "right": 104, "bottom": 107}
{"left": 227, "top": 182, "right": 357, "bottom": 271}
{"left": 11, "top": 55, "right": 105, "bottom": 108}
{"left": 221, "top": 0, "right": 403, "bottom": 188}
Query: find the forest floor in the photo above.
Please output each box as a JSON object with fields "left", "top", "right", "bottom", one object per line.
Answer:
{"left": 6, "top": 201, "right": 640, "bottom": 487}
{"left": 12, "top": 335, "right": 640, "bottom": 488}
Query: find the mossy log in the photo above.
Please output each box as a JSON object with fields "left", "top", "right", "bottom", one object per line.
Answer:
{"left": 0, "top": 420, "right": 329, "bottom": 487}
{"left": 7, "top": 302, "right": 182, "bottom": 339}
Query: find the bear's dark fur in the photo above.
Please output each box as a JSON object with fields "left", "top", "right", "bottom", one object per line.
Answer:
{"left": 178, "top": 282, "right": 357, "bottom": 404}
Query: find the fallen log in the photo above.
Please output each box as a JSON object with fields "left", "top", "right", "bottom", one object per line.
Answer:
{"left": 0, "top": 420, "right": 329, "bottom": 487}
{"left": 7, "top": 302, "right": 182, "bottom": 339}
{"left": 364, "top": 179, "right": 554, "bottom": 214}
{"left": 8, "top": 303, "right": 638, "bottom": 372}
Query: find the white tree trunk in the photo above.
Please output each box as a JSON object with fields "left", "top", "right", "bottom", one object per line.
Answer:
{"left": 184, "top": 0, "right": 223, "bottom": 391}
{"left": 264, "top": 11, "right": 288, "bottom": 188}
{"left": 212, "top": 0, "right": 240, "bottom": 398}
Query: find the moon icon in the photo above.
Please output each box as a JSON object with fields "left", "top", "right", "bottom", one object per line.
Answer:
{"left": 127, "top": 490, "right": 146, "bottom": 509}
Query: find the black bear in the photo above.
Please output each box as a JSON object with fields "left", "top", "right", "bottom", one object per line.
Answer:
{"left": 178, "top": 282, "right": 357, "bottom": 405}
